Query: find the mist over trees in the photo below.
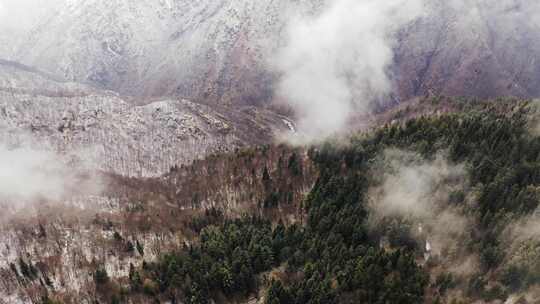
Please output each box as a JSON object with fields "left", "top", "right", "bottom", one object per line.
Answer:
{"left": 27, "top": 97, "right": 534, "bottom": 304}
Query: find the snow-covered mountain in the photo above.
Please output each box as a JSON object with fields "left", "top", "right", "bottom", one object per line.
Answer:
{"left": 1, "top": 0, "right": 321, "bottom": 105}
{"left": 0, "top": 59, "right": 92, "bottom": 93}
{"left": 2, "top": 0, "right": 538, "bottom": 106}
{"left": 0, "top": 60, "right": 293, "bottom": 177}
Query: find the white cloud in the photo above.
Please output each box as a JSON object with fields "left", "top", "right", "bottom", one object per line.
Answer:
{"left": 0, "top": 144, "right": 68, "bottom": 201}
{"left": 272, "top": 0, "right": 425, "bottom": 143}
{"left": 368, "top": 149, "right": 474, "bottom": 265}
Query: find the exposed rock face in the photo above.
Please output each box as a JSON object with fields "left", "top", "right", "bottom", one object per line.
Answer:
{"left": 0, "top": 60, "right": 293, "bottom": 177}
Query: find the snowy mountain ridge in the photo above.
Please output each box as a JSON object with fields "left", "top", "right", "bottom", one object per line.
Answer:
{"left": 0, "top": 58, "right": 292, "bottom": 177}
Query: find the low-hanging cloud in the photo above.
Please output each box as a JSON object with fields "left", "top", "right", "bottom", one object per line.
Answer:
{"left": 0, "top": 137, "right": 102, "bottom": 205}
{"left": 271, "top": 0, "right": 540, "bottom": 144}
{"left": 368, "top": 149, "right": 478, "bottom": 275}
{"left": 369, "top": 149, "right": 469, "bottom": 217}
{"left": 272, "top": 0, "right": 425, "bottom": 143}
{"left": 0, "top": 144, "right": 69, "bottom": 201}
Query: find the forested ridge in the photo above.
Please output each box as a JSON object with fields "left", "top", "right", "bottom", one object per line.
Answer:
{"left": 43, "top": 98, "right": 540, "bottom": 304}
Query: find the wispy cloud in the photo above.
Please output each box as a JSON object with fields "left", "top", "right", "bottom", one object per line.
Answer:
{"left": 0, "top": 137, "right": 102, "bottom": 203}
{"left": 271, "top": 0, "right": 425, "bottom": 143}
{"left": 0, "top": 143, "right": 68, "bottom": 201}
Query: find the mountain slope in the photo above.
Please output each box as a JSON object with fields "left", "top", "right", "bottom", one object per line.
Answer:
{"left": 2, "top": 0, "right": 539, "bottom": 106}
{"left": 0, "top": 60, "right": 294, "bottom": 177}
{"left": 0, "top": 145, "right": 314, "bottom": 303}
{"left": 3, "top": 98, "right": 540, "bottom": 304}
{"left": 0, "top": 59, "right": 92, "bottom": 94}
{"left": 4, "top": 0, "right": 320, "bottom": 105}
{"left": 395, "top": 1, "right": 540, "bottom": 100}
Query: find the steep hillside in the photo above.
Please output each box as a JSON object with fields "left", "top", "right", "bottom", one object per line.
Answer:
{"left": 2, "top": 98, "right": 540, "bottom": 303}
{"left": 0, "top": 59, "right": 92, "bottom": 94}
{"left": 134, "top": 98, "right": 540, "bottom": 304}
{"left": 2, "top": 0, "right": 321, "bottom": 105}
{"left": 2, "top": 0, "right": 539, "bottom": 106}
{"left": 395, "top": 1, "right": 540, "bottom": 100}
{"left": 0, "top": 145, "right": 314, "bottom": 303}
{"left": 0, "top": 61, "right": 294, "bottom": 177}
